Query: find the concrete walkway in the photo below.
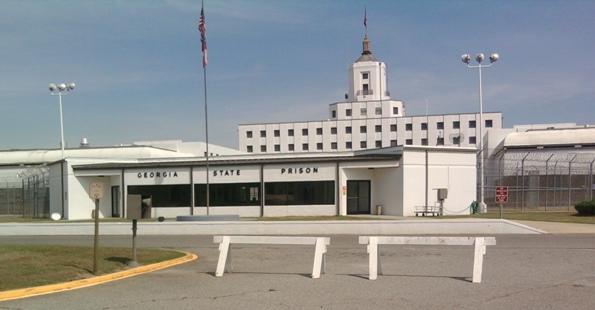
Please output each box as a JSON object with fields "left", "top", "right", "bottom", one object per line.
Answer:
{"left": 512, "top": 220, "right": 595, "bottom": 234}
{"left": 0, "top": 218, "right": 543, "bottom": 236}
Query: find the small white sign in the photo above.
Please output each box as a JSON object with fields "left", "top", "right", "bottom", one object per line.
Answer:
{"left": 89, "top": 182, "right": 104, "bottom": 200}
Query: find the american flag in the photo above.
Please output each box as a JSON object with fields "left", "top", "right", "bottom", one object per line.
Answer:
{"left": 363, "top": 8, "right": 367, "bottom": 29}
{"left": 199, "top": 3, "right": 208, "bottom": 67}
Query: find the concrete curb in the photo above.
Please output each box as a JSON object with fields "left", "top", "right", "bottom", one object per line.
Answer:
{"left": 0, "top": 250, "right": 197, "bottom": 302}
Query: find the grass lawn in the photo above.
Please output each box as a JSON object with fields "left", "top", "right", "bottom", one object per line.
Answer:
{"left": 0, "top": 245, "right": 184, "bottom": 291}
{"left": 253, "top": 215, "right": 385, "bottom": 221}
{"left": 0, "top": 216, "right": 160, "bottom": 223}
{"left": 0, "top": 216, "right": 52, "bottom": 223}
{"left": 441, "top": 212, "right": 595, "bottom": 224}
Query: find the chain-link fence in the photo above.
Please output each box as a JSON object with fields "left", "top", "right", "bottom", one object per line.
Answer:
{"left": 0, "top": 165, "right": 50, "bottom": 218}
{"left": 484, "top": 151, "right": 595, "bottom": 212}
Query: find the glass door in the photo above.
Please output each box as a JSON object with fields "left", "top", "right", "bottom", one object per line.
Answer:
{"left": 347, "top": 180, "right": 371, "bottom": 214}
{"left": 111, "top": 186, "right": 120, "bottom": 217}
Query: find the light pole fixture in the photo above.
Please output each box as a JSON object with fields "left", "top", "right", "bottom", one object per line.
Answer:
{"left": 461, "top": 52, "right": 499, "bottom": 213}
{"left": 48, "top": 82, "right": 76, "bottom": 159}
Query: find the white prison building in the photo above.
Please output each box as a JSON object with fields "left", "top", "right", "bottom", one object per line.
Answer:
{"left": 238, "top": 35, "right": 502, "bottom": 153}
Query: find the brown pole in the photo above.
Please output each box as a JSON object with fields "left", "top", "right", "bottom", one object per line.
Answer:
{"left": 93, "top": 198, "right": 100, "bottom": 274}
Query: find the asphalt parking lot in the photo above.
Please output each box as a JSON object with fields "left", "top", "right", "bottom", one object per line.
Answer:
{"left": 1, "top": 234, "right": 595, "bottom": 310}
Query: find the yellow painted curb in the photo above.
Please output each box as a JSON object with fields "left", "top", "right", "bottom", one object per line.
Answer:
{"left": 0, "top": 250, "right": 198, "bottom": 302}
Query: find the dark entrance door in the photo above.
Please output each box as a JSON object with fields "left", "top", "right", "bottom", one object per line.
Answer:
{"left": 347, "top": 180, "right": 371, "bottom": 214}
{"left": 111, "top": 186, "right": 120, "bottom": 217}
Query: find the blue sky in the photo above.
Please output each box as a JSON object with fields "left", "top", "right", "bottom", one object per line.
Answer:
{"left": 1, "top": 0, "right": 594, "bottom": 149}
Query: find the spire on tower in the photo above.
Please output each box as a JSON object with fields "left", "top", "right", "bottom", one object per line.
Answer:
{"left": 362, "top": 34, "right": 371, "bottom": 55}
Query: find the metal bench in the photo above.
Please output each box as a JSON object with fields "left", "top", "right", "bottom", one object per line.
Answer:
{"left": 414, "top": 206, "right": 442, "bottom": 216}
{"left": 359, "top": 236, "right": 497, "bottom": 283}
{"left": 213, "top": 235, "right": 330, "bottom": 278}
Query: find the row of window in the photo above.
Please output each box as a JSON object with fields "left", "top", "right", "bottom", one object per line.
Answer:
{"left": 331, "top": 106, "right": 400, "bottom": 118}
{"left": 128, "top": 181, "right": 335, "bottom": 207}
{"left": 246, "top": 136, "right": 477, "bottom": 152}
{"left": 246, "top": 120, "right": 493, "bottom": 138}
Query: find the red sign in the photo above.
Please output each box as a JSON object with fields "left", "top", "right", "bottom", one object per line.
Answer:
{"left": 495, "top": 186, "right": 508, "bottom": 203}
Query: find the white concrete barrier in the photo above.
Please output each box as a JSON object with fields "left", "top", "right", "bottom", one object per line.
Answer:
{"left": 213, "top": 236, "right": 330, "bottom": 278}
{"left": 358, "top": 236, "right": 496, "bottom": 283}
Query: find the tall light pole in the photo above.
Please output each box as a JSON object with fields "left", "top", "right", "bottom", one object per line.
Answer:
{"left": 48, "top": 82, "right": 75, "bottom": 159}
{"left": 461, "top": 53, "right": 499, "bottom": 213}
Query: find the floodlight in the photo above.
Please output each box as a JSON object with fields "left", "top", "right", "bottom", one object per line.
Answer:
{"left": 489, "top": 53, "right": 499, "bottom": 63}
{"left": 475, "top": 53, "right": 485, "bottom": 63}
{"left": 461, "top": 54, "right": 471, "bottom": 64}
{"left": 49, "top": 83, "right": 57, "bottom": 92}
{"left": 58, "top": 83, "right": 67, "bottom": 91}
{"left": 67, "top": 82, "right": 75, "bottom": 90}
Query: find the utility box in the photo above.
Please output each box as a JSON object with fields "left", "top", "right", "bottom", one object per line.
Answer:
{"left": 127, "top": 194, "right": 142, "bottom": 220}
{"left": 437, "top": 188, "right": 448, "bottom": 201}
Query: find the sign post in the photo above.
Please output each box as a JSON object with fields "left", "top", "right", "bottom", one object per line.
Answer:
{"left": 89, "top": 182, "right": 104, "bottom": 275}
{"left": 495, "top": 186, "right": 508, "bottom": 219}
{"left": 126, "top": 194, "right": 142, "bottom": 267}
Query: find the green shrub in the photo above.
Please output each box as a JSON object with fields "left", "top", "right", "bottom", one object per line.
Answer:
{"left": 574, "top": 200, "right": 595, "bottom": 216}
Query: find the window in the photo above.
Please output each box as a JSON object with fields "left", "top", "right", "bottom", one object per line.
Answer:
{"left": 302, "top": 128, "right": 308, "bottom": 136}
{"left": 288, "top": 144, "right": 295, "bottom": 151}
{"left": 437, "top": 122, "right": 444, "bottom": 130}
{"left": 274, "top": 144, "right": 280, "bottom": 152}
{"left": 360, "top": 107, "right": 367, "bottom": 116}
{"left": 302, "top": 143, "right": 309, "bottom": 151}
{"left": 406, "top": 139, "right": 413, "bottom": 145}
{"left": 469, "top": 136, "right": 476, "bottom": 144}
{"left": 390, "top": 124, "right": 397, "bottom": 132}
{"left": 260, "top": 145, "right": 267, "bottom": 152}
{"left": 316, "top": 128, "right": 323, "bottom": 135}
{"left": 363, "top": 84, "right": 369, "bottom": 94}
{"left": 375, "top": 125, "right": 382, "bottom": 133}
{"left": 421, "top": 138, "right": 428, "bottom": 146}
{"left": 375, "top": 140, "right": 382, "bottom": 148}
{"left": 246, "top": 131, "right": 253, "bottom": 138}
{"left": 360, "top": 126, "right": 367, "bottom": 133}
{"left": 362, "top": 72, "right": 369, "bottom": 79}
{"left": 331, "top": 127, "right": 337, "bottom": 134}
{"left": 390, "top": 140, "right": 397, "bottom": 147}
{"left": 288, "top": 129, "right": 294, "bottom": 136}
{"left": 265, "top": 181, "right": 335, "bottom": 205}
{"left": 195, "top": 183, "right": 260, "bottom": 207}
{"left": 375, "top": 107, "right": 382, "bottom": 115}
{"left": 437, "top": 137, "right": 445, "bottom": 145}
{"left": 346, "top": 126, "right": 352, "bottom": 134}
{"left": 360, "top": 141, "right": 367, "bottom": 149}
{"left": 453, "top": 136, "right": 461, "bottom": 145}
{"left": 317, "top": 143, "right": 323, "bottom": 150}
{"left": 406, "top": 123, "right": 412, "bottom": 131}
{"left": 260, "top": 130, "right": 266, "bottom": 137}
{"left": 274, "top": 130, "right": 280, "bottom": 137}
{"left": 469, "top": 120, "right": 476, "bottom": 128}
{"left": 485, "top": 120, "right": 493, "bottom": 128}
{"left": 393, "top": 107, "right": 399, "bottom": 115}
{"left": 128, "top": 185, "right": 191, "bottom": 208}
{"left": 331, "top": 142, "right": 337, "bottom": 150}
{"left": 331, "top": 110, "right": 336, "bottom": 118}
{"left": 346, "top": 109, "right": 352, "bottom": 117}
{"left": 453, "top": 121, "right": 460, "bottom": 129}
{"left": 421, "top": 123, "right": 428, "bottom": 130}
{"left": 346, "top": 141, "right": 352, "bottom": 149}
{"left": 247, "top": 145, "right": 253, "bottom": 153}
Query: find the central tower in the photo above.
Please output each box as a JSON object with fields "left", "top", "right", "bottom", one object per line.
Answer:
{"left": 347, "top": 35, "right": 390, "bottom": 102}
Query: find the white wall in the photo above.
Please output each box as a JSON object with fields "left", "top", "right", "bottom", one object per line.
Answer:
{"left": 373, "top": 167, "right": 402, "bottom": 216}
{"left": 401, "top": 150, "right": 476, "bottom": 216}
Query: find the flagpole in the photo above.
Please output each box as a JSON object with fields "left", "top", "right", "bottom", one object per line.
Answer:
{"left": 199, "top": 0, "right": 210, "bottom": 215}
{"left": 203, "top": 63, "right": 210, "bottom": 215}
